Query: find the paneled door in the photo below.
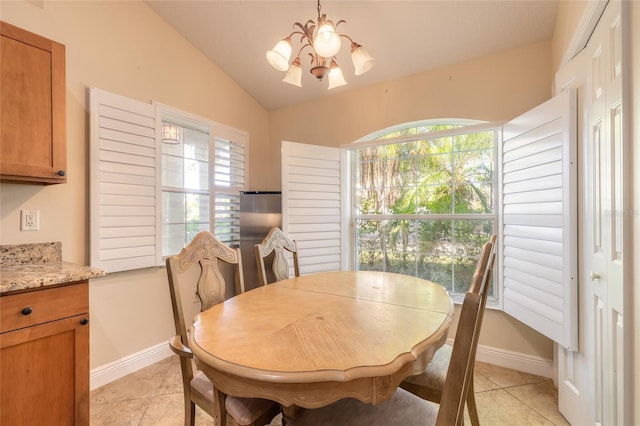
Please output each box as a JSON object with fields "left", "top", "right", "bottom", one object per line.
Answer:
{"left": 555, "top": 1, "right": 630, "bottom": 424}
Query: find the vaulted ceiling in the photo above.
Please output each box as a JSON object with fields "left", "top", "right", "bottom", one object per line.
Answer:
{"left": 146, "top": 1, "right": 559, "bottom": 111}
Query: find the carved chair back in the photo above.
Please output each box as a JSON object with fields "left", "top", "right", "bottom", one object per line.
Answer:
{"left": 166, "top": 231, "right": 245, "bottom": 362}
{"left": 255, "top": 227, "right": 300, "bottom": 285}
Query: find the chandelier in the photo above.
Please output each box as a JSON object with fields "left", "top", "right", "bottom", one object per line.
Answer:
{"left": 266, "top": 0, "right": 375, "bottom": 89}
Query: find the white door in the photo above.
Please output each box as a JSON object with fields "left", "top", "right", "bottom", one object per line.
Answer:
{"left": 555, "top": 1, "right": 629, "bottom": 424}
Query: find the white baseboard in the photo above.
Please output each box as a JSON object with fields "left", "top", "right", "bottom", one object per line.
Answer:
{"left": 90, "top": 341, "right": 173, "bottom": 390}
{"left": 90, "top": 340, "right": 553, "bottom": 391}
{"left": 444, "top": 338, "right": 554, "bottom": 379}
{"left": 473, "top": 342, "right": 554, "bottom": 378}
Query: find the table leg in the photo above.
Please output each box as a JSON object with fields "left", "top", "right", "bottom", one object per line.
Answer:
{"left": 213, "top": 387, "right": 227, "bottom": 426}
{"left": 282, "top": 405, "right": 302, "bottom": 425}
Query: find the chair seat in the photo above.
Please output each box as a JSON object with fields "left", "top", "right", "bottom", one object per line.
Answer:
{"left": 403, "top": 343, "right": 451, "bottom": 389}
{"left": 287, "top": 388, "right": 438, "bottom": 426}
{"left": 191, "top": 371, "right": 277, "bottom": 426}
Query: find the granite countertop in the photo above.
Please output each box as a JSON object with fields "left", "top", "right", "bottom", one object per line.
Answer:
{"left": 0, "top": 242, "right": 106, "bottom": 294}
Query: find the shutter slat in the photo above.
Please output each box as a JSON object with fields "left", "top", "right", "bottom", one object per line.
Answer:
{"left": 100, "top": 236, "right": 156, "bottom": 250}
{"left": 291, "top": 231, "right": 342, "bottom": 241}
{"left": 287, "top": 215, "right": 341, "bottom": 224}
{"left": 503, "top": 188, "right": 562, "bottom": 205}
{"left": 289, "top": 166, "right": 340, "bottom": 178}
{"left": 504, "top": 267, "right": 563, "bottom": 297}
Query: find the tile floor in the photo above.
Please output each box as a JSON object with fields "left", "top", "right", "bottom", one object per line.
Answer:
{"left": 90, "top": 356, "right": 570, "bottom": 426}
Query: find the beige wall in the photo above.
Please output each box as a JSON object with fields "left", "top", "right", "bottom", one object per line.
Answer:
{"left": 0, "top": 0, "right": 270, "bottom": 368}
{"left": 269, "top": 39, "right": 552, "bottom": 150}
{"left": 551, "top": 0, "right": 590, "bottom": 76}
{"left": 266, "top": 40, "right": 555, "bottom": 360}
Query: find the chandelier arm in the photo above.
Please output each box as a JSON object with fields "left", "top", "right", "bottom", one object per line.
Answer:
{"left": 288, "top": 30, "right": 305, "bottom": 38}
{"left": 293, "top": 20, "right": 315, "bottom": 32}
{"left": 293, "top": 21, "right": 316, "bottom": 46}
{"left": 295, "top": 42, "right": 314, "bottom": 59}
{"left": 338, "top": 33, "right": 354, "bottom": 43}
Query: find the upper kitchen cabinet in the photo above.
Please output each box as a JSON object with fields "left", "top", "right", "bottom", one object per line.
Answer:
{"left": 0, "top": 21, "right": 66, "bottom": 184}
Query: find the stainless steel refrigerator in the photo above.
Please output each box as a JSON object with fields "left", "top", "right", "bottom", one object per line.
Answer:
{"left": 239, "top": 191, "right": 282, "bottom": 291}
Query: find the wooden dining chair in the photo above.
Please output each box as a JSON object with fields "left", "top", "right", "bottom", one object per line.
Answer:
{"left": 255, "top": 227, "right": 300, "bottom": 286}
{"left": 166, "top": 231, "right": 280, "bottom": 426}
{"left": 286, "top": 290, "right": 486, "bottom": 426}
{"left": 399, "top": 234, "right": 497, "bottom": 426}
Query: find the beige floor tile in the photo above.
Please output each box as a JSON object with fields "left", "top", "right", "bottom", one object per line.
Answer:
{"left": 474, "top": 362, "right": 547, "bottom": 388}
{"left": 91, "top": 357, "right": 175, "bottom": 404}
{"left": 472, "top": 368, "right": 503, "bottom": 392}
{"left": 90, "top": 397, "right": 152, "bottom": 426}
{"left": 137, "top": 392, "right": 215, "bottom": 426}
{"left": 505, "top": 380, "right": 571, "bottom": 426}
{"left": 474, "top": 389, "right": 556, "bottom": 425}
{"left": 156, "top": 357, "right": 185, "bottom": 396}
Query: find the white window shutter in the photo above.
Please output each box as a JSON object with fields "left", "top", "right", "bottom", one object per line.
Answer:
{"left": 90, "top": 87, "right": 161, "bottom": 272}
{"left": 281, "top": 141, "right": 343, "bottom": 273}
{"left": 501, "top": 89, "right": 578, "bottom": 350}
{"left": 212, "top": 125, "right": 246, "bottom": 247}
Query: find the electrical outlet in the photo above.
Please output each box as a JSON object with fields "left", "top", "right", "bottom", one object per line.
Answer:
{"left": 21, "top": 210, "right": 39, "bottom": 231}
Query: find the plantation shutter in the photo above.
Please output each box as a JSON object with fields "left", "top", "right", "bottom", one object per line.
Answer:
{"left": 212, "top": 126, "right": 246, "bottom": 247}
{"left": 281, "top": 141, "right": 344, "bottom": 273}
{"left": 89, "top": 87, "right": 161, "bottom": 272}
{"left": 501, "top": 89, "right": 578, "bottom": 350}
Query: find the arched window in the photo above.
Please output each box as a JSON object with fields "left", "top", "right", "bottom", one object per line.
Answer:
{"left": 348, "top": 119, "right": 499, "bottom": 299}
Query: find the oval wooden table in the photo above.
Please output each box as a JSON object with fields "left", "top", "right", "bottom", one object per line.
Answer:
{"left": 188, "top": 270, "right": 454, "bottom": 424}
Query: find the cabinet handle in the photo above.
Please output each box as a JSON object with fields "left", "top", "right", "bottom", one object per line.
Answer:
{"left": 21, "top": 307, "right": 33, "bottom": 316}
{"left": 57, "top": 170, "right": 66, "bottom": 176}
{"left": 80, "top": 318, "right": 89, "bottom": 326}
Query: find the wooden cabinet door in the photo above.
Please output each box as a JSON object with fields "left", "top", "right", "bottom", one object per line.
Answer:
{"left": 0, "top": 21, "right": 66, "bottom": 184}
{"left": 0, "top": 314, "right": 89, "bottom": 425}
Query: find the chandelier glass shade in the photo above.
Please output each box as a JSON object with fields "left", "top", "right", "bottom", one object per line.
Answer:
{"left": 266, "top": 0, "right": 375, "bottom": 89}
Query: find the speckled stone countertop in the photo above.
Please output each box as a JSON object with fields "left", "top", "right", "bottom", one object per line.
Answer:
{"left": 0, "top": 242, "right": 106, "bottom": 294}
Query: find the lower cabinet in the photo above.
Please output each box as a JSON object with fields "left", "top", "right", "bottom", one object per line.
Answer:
{"left": 0, "top": 281, "right": 89, "bottom": 425}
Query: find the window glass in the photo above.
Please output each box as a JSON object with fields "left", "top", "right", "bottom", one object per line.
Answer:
{"left": 161, "top": 119, "right": 245, "bottom": 256}
{"left": 352, "top": 122, "right": 497, "bottom": 300}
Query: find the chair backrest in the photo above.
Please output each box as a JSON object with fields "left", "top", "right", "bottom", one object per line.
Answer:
{"left": 436, "top": 291, "right": 484, "bottom": 425}
{"left": 437, "top": 236, "right": 497, "bottom": 425}
{"left": 255, "top": 227, "right": 300, "bottom": 285}
{"left": 166, "top": 231, "right": 245, "bottom": 352}
{"left": 468, "top": 239, "right": 494, "bottom": 295}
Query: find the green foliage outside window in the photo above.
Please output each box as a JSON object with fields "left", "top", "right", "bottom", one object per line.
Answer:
{"left": 354, "top": 124, "right": 496, "bottom": 295}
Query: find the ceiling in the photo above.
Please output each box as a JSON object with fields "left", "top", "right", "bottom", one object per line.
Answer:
{"left": 146, "top": 1, "right": 559, "bottom": 111}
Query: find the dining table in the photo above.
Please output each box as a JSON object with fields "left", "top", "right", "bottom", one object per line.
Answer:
{"left": 188, "top": 270, "right": 454, "bottom": 424}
